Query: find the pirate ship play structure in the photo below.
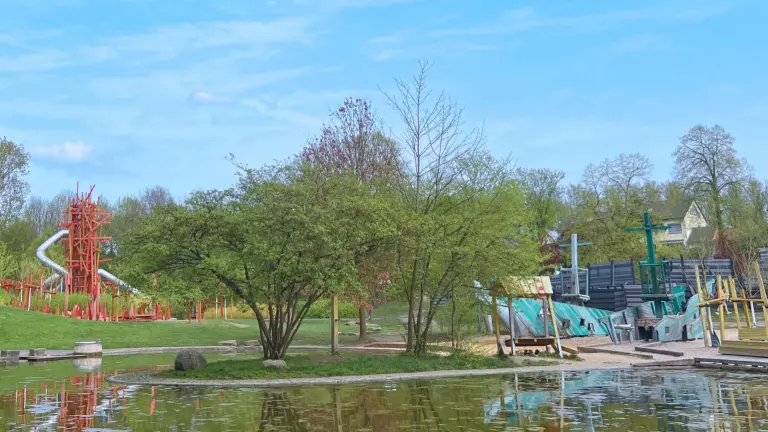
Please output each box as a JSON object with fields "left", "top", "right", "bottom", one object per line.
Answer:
{"left": 484, "top": 211, "right": 709, "bottom": 347}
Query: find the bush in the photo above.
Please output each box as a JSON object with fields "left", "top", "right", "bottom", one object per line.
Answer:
{"left": 0, "top": 289, "right": 8, "bottom": 306}
{"left": 305, "top": 298, "right": 358, "bottom": 319}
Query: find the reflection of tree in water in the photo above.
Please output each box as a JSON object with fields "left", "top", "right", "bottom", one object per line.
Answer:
{"left": 258, "top": 391, "right": 312, "bottom": 432}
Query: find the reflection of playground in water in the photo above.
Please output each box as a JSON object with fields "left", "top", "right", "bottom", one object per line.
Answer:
{"left": 0, "top": 360, "right": 167, "bottom": 431}
{"left": 6, "top": 361, "right": 768, "bottom": 431}
{"left": 484, "top": 368, "right": 768, "bottom": 431}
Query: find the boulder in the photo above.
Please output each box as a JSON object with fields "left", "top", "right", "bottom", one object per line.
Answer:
{"left": 263, "top": 359, "right": 287, "bottom": 369}
{"left": 174, "top": 350, "right": 207, "bottom": 371}
{"left": 218, "top": 340, "right": 237, "bottom": 346}
{"left": 245, "top": 340, "right": 260, "bottom": 347}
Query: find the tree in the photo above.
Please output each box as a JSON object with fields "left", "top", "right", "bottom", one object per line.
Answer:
{"left": 24, "top": 191, "right": 70, "bottom": 236}
{"left": 121, "top": 161, "right": 394, "bottom": 359}
{"left": 0, "top": 137, "right": 30, "bottom": 226}
{"left": 559, "top": 154, "right": 655, "bottom": 264}
{"left": 673, "top": 125, "right": 748, "bottom": 241}
{"left": 514, "top": 168, "right": 564, "bottom": 244}
{"left": 384, "top": 61, "right": 541, "bottom": 355}
{"left": 301, "top": 98, "right": 400, "bottom": 340}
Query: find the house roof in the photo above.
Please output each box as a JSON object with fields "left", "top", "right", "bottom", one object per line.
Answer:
{"left": 651, "top": 199, "right": 694, "bottom": 220}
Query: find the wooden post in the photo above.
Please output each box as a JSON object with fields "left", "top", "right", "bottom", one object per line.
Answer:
{"left": 507, "top": 298, "right": 516, "bottom": 356}
{"left": 331, "top": 295, "right": 339, "bottom": 355}
{"left": 755, "top": 262, "right": 768, "bottom": 339}
{"left": 695, "top": 266, "right": 709, "bottom": 347}
{"left": 492, "top": 295, "right": 503, "bottom": 356}
{"left": 729, "top": 277, "right": 741, "bottom": 330}
{"left": 716, "top": 275, "right": 726, "bottom": 343}
{"left": 542, "top": 299, "right": 550, "bottom": 337}
{"left": 742, "top": 289, "right": 754, "bottom": 328}
{"left": 547, "top": 296, "right": 563, "bottom": 358}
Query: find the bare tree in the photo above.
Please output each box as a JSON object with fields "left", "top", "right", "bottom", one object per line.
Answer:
{"left": 384, "top": 61, "right": 484, "bottom": 214}
{"left": 24, "top": 191, "right": 71, "bottom": 235}
{"left": 673, "top": 125, "right": 749, "bottom": 237}
{"left": 383, "top": 61, "right": 541, "bottom": 355}
{"left": 0, "top": 137, "right": 30, "bottom": 226}
{"left": 140, "top": 186, "right": 175, "bottom": 213}
{"left": 301, "top": 98, "right": 400, "bottom": 340}
{"left": 584, "top": 152, "right": 652, "bottom": 211}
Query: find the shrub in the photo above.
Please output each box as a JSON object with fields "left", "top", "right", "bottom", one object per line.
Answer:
{"left": 304, "top": 298, "right": 358, "bottom": 319}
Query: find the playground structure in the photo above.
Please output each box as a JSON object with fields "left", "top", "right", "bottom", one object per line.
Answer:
{"left": 557, "top": 233, "right": 592, "bottom": 306}
{"left": 1, "top": 184, "right": 171, "bottom": 321}
{"left": 598, "top": 211, "right": 705, "bottom": 343}
{"left": 700, "top": 261, "right": 768, "bottom": 357}
{"left": 491, "top": 276, "right": 567, "bottom": 358}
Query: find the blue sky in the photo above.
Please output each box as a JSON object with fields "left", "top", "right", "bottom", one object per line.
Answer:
{"left": 1, "top": 0, "right": 766, "bottom": 200}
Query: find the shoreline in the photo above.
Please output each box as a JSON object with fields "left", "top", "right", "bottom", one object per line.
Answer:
{"left": 107, "top": 361, "right": 663, "bottom": 388}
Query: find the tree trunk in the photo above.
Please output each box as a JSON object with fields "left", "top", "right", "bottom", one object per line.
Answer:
{"left": 358, "top": 305, "right": 367, "bottom": 341}
{"left": 406, "top": 296, "right": 415, "bottom": 353}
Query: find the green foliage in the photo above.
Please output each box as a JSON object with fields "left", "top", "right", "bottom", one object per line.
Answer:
{"left": 165, "top": 352, "right": 551, "bottom": 380}
{"left": 0, "top": 137, "right": 30, "bottom": 226}
{"left": 119, "top": 162, "right": 395, "bottom": 359}
{"left": 304, "top": 298, "right": 358, "bottom": 319}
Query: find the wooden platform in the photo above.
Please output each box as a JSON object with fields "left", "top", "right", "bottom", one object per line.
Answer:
{"left": 718, "top": 340, "right": 768, "bottom": 358}
{"left": 694, "top": 355, "right": 768, "bottom": 372}
{"left": 738, "top": 327, "right": 768, "bottom": 341}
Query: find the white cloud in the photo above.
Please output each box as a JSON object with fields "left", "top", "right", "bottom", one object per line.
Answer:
{"left": 372, "top": 49, "right": 401, "bottom": 62}
{"left": 190, "top": 91, "right": 236, "bottom": 104}
{"left": 30, "top": 141, "right": 93, "bottom": 163}
{"left": 610, "top": 34, "right": 661, "bottom": 54}
{"left": 430, "top": 4, "right": 729, "bottom": 38}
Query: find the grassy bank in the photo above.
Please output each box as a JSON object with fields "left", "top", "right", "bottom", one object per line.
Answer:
{"left": 0, "top": 303, "right": 407, "bottom": 350}
{"left": 164, "top": 352, "right": 555, "bottom": 380}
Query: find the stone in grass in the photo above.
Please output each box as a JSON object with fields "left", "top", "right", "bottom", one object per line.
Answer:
{"left": 263, "top": 359, "right": 287, "bottom": 369}
{"left": 174, "top": 350, "right": 208, "bottom": 371}
{"left": 218, "top": 340, "right": 238, "bottom": 346}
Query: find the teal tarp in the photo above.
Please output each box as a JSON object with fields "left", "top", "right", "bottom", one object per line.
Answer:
{"left": 488, "top": 296, "right": 612, "bottom": 338}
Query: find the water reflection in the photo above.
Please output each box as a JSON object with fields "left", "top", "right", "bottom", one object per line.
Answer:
{"left": 4, "top": 357, "right": 768, "bottom": 430}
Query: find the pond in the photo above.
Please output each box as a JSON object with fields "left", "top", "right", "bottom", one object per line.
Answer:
{"left": 1, "top": 353, "right": 767, "bottom": 431}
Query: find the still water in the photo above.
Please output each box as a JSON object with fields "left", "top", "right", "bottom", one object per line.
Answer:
{"left": 1, "top": 353, "right": 768, "bottom": 431}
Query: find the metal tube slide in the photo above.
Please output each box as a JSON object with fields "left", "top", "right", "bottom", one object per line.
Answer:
{"left": 36, "top": 229, "right": 70, "bottom": 276}
{"left": 35, "top": 228, "right": 138, "bottom": 293}
{"left": 98, "top": 268, "right": 137, "bottom": 293}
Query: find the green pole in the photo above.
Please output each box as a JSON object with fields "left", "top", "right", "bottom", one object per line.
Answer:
{"left": 643, "top": 212, "right": 659, "bottom": 295}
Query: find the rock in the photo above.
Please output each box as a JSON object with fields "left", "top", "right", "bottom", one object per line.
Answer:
{"left": 174, "top": 350, "right": 207, "bottom": 371}
{"left": 218, "top": 340, "right": 237, "bottom": 346}
{"left": 245, "top": 340, "right": 260, "bottom": 347}
{"left": 29, "top": 348, "right": 46, "bottom": 357}
{"left": 263, "top": 359, "right": 287, "bottom": 369}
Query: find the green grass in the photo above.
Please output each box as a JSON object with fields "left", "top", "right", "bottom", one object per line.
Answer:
{"left": 0, "top": 302, "right": 409, "bottom": 350}
{"left": 164, "top": 352, "right": 555, "bottom": 380}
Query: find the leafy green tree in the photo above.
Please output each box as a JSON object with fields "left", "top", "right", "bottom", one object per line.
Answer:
{"left": 514, "top": 167, "right": 564, "bottom": 244}
{"left": 673, "top": 125, "right": 749, "bottom": 241}
{"left": 0, "top": 220, "right": 37, "bottom": 254}
{"left": 0, "top": 137, "right": 30, "bottom": 227}
{"left": 120, "top": 162, "right": 394, "bottom": 359}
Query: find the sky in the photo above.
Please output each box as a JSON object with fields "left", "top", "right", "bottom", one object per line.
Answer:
{"left": 1, "top": 0, "right": 766, "bottom": 201}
